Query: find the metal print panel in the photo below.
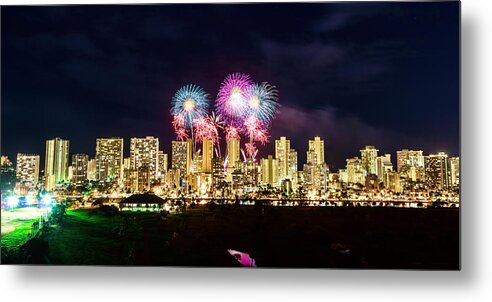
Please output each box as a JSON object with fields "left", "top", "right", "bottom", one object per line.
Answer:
{"left": 0, "top": 1, "right": 460, "bottom": 269}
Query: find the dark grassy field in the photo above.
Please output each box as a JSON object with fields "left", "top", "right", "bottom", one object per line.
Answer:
{"left": 3, "top": 205, "right": 459, "bottom": 269}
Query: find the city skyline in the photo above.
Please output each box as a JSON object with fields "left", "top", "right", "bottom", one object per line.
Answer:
{"left": 2, "top": 133, "right": 459, "bottom": 195}
{"left": 1, "top": 2, "right": 459, "bottom": 168}
{"left": 1, "top": 133, "right": 459, "bottom": 172}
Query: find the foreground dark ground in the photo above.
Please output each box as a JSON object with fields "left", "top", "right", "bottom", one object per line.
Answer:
{"left": 2, "top": 205, "right": 459, "bottom": 269}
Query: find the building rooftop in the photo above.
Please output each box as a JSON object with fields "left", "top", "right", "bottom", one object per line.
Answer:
{"left": 120, "top": 193, "right": 165, "bottom": 205}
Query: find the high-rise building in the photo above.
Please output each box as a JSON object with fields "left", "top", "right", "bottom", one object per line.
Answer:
{"left": 360, "top": 145, "right": 378, "bottom": 175}
{"left": 123, "top": 168, "right": 138, "bottom": 193}
{"left": 16, "top": 153, "right": 40, "bottom": 190}
{"left": 95, "top": 137, "right": 123, "bottom": 183}
{"left": 288, "top": 149, "right": 298, "bottom": 189}
{"left": 384, "top": 171, "right": 402, "bottom": 193}
{"left": 275, "top": 136, "right": 290, "bottom": 181}
{"left": 130, "top": 136, "right": 159, "bottom": 180}
{"left": 226, "top": 138, "right": 240, "bottom": 175}
{"left": 191, "top": 153, "right": 203, "bottom": 174}
{"left": 303, "top": 161, "right": 328, "bottom": 192}
{"left": 87, "top": 159, "right": 96, "bottom": 181}
{"left": 425, "top": 152, "right": 451, "bottom": 191}
{"left": 396, "top": 149, "right": 425, "bottom": 181}
{"left": 202, "top": 138, "right": 214, "bottom": 173}
{"left": 1, "top": 156, "right": 16, "bottom": 195}
{"left": 212, "top": 157, "right": 225, "bottom": 193}
{"left": 165, "top": 169, "right": 180, "bottom": 190}
{"left": 243, "top": 160, "right": 259, "bottom": 189}
{"left": 261, "top": 155, "right": 278, "bottom": 188}
{"left": 67, "top": 165, "right": 73, "bottom": 181}
{"left": 308, "top": 136, "right": 325, "bottom": 165}
{"left": 303, "top": 137, "right": 326, "bottom": 192}
{"left": 157, "top": 151, "right": 168, "bottom": 179}
{"left": 123, "top": 157, "right": 131, "bottom": 170}
{"left": 450, "top": 157, "right": 460, "bottom": 188}
{"left": 376, "top": 154, "right": 393, "bottom": 180}
{"left": 172, "top": 139, "right": 192, "bottom": 178}
{"left": 72, "top": 153, "right": 89, "bottom": 185}
{"left": 137, "top": 166, "right": 151, "bottom": 192}
{"left": 45, "top": 137, "right": 70, "bottom": 191}
{"left": 346, "top": 157, "right": 365, "bottom": 184}
{"left": 338, "top": 169, "right": 348, "bottom": 183}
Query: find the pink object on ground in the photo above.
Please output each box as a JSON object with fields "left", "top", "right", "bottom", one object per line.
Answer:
{"left": 227, "top": 249, "right": 257, "bottom": 267}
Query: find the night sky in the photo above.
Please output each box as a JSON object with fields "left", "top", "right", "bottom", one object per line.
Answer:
{"left": 1, "top": 2, "right": 459, "bottom": 170}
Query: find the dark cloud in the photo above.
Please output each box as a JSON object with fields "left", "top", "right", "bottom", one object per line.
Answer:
{"left": 11, "top": 33, "right": 101, "bottom": 57}
{"left": 269, "top": 106, "right": 407, "bottom": 168}
{"left": 260, "top": 39, "right": 345, "bottom": 71}
{"left": 310, "top": 2, "right": 391, "bottom": 33}
{"left": 268, "top": 105, "right": 456, "bottom": 169}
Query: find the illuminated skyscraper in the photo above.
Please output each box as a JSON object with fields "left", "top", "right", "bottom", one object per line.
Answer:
{"left": 192, "top": 153, "right": 203, "bottom": 174}
{"left": 45, "top": 137, "right": 70, "bottom": 191}
{"left": 376, "top": 154, "right": 393, "bottom": 180}
{"left": 384, "top": 171, "right": 402, "bottom": 193}
{"left": 338, "top": 169, "right": 348, "bottom": 183}
{"left": 16, "top": 153, "right": 40, "bottom": 190}
{"left": 425, "top": 152, "right": 451, "bottom": 191}
{"left": 157, "top": 150, "right": 168, "bottom": 179}
{"left": 360, "top": 145, "right": 378, "bottom": 175}
{"left": 275, "top": 136, "right": 290, "bottom": 182}
{"left": 243, "top": 160, "right": 259, "bottom": 190}
{"left": 212, "top": 157, "right": 225, "bottom": 194}
{"left": 449, "top": 157, "right": 460, "bottom": 188}
{"left": 396, "top": 149, "right": 425, "bottom": 181}
{"left": 68, "top": 165, "right": 73, "bottom": 181}
{"left": 72, "top": 153, "right": 89, "bottom": 185}
{"left": 202, "top": 138, "right": 214, "bottom": 173}
{"left": 346, "top": 157, "right": 365, "bottom": 184}
{"left": 303, "top": 137, "right": 327, "bottom": 192}
{"left": 308, "top": 136, "right": 325, "bottom": 165}
{"left": 226, "top": 138, "right": 240, "bottom": 175}
{"left": 288, "top": 149, "right": 298, "bottom": 189}
{"left": 137, "top": 166, "right": 151, "bottom": 192}
{"left": 172, "top": 139, "right": 192, "bottom": 178}
{"left": 130, "top": 136, "right": 159, "bottom": 180}
{"left": 122, "top": 157, "right": 129, "bottom": 169}
{"left": 261, "top": 155, "right": 278, "bottom": 187}
{"left": 96, "top": 137, "right": 123, "bottom": 183}
{"left": 87, "top": 159, "right": 96, "bottom": 181}
{"left": 1, "top": 155, "right": 16, "bottom": 195}
{"left": 123, "top": 168, "right": 138, "bottom": 193}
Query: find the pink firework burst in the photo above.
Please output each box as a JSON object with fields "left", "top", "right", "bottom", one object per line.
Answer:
{"left": 215, "top": 73, "right": 253, "bottom": 126}
{"left": 244, "top": 143, "right": 256, "bottom": 160}
{"left": 225, "top": 126, "right": 240, "bottom": 141}
{"left": 172, "top": 114, "right": 189, "bottom": 141}
{"left": 254, "top": 128, "right": 269, "bottom": 145}
{"left": 194, "top": 117, "right": 219, "bottom": 143}
{"left": 243, "top": 115, "right": 270, "bottom": 158}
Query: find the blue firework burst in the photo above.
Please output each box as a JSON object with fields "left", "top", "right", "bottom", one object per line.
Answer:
{"left": 244, "top": 82, "right": 279, "bottom": 125}
{"left": 171, "top": 84, "right": 210, "bottom": 127}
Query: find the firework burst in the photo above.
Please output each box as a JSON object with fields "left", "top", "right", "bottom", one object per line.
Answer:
{"left": 243, "top": 115, "right": 270, "bottom": 158}
{"left": 171, "top": 84, "right": 210, "bottom": 127}
{"left": 215, "top": 73, "right": 253, "bottom": 126}
{"left": 172, "top": 114, "right": 189, "bottom": 141}
{"left": 225, "top": 126, "right": 240, "bottom": 141}
{"left": 207, "top": 112, "right": 225, "bottom": 132}
{"left": 207, "top": 112, "right": 226, "bottom": 157}
{"left": 245, "top": 82, "right": 279, "bottom": 125}
{"left": 193, "top": 117, "right": 219, "bottom": 143}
